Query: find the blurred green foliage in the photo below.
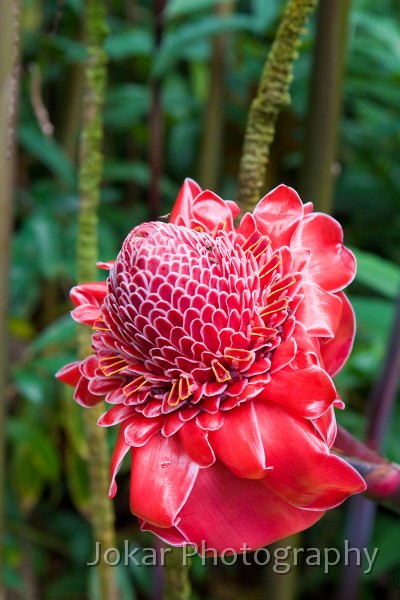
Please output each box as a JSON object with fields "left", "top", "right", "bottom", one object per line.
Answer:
{"left": 5, "top": 0, "right": 400, "bottom": 598}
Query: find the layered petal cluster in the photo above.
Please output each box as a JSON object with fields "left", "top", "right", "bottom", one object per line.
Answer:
{"left": 57, "top": 180, "right": 366, "bottom": 553}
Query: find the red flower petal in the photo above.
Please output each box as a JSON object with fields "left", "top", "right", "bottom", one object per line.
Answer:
{"left": 255, "top": 402, "right": 366, "bottom": 509}
{"left": 130, "top": 434, "right": 199, "bottom": 528}
{"left": 269, "top": 338, "right": 297, "bottom": 373}
{"left": 124, "top": 414, "right": 163, "bottom": 447}
{"left": 253, "top": 185, "right": 303, "bottom": 247}
{"left": 173, "top": 460, "right": 323, "bottom": 553}
{"left": 55, "top": 361, "right": 81, "bottom": 386}
{"left": 296, "top": 282, "right": 343, "bottom": 338}
{"left": 292, "top": 213, "right": 356, "bottom": 292}
{"left": 259, "top": 364, "right": 336, "bottom": 419}
{"left": 71, "top": 304, "right": 101, "bottom": 326}
{"left": 169, "top": 178, "right": 202, "bottom": 225}
{"left": 179, "top": 421, "right": 215, "bottom": 467}
{"left": 319, "top": 292, "right": 356, "bottom": 377}
{"left": 70, "top": 281, "right": 107, "bottom": 306}
{"left": 192, "top": 190, "right": 237, "bottom": 232}
{"left": 209, "top": 403, "right": 266, "bottom": 478}
{"left": 74, "top": 376, "right": 103, "bottom": 407}
{"left": 311, "top": 406, "right": 337, "bottom": 448}
{"left": 109, "top": 421, "right": 132, "bottom": 497}
{"left": 98, "top": 404, "right": 134, "bottom": 427}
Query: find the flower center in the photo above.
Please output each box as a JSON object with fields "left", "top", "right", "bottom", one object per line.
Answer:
{"left": 93, "top": 222, "right": 299, "bottom": 417}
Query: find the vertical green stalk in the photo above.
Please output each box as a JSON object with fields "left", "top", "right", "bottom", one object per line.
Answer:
{"left": 197, "top": 1, "right": 235, "bottom": 190}
{"left": 237, "top": 0, "right": 318, "bottom": 211}
{"left": 299, "top": 0, "right": 351, "bottom": 212}
{"left": 77, "top": 1, "right": 118, "bottom": 598}
{"left": 163, "top": 547, "right": 191, "bottom": 600}
{"left": 148, "top": 0, "right": 166, "bottom": 220}
{"left": 0, "top": 1, "right": 20, "bottom": 597}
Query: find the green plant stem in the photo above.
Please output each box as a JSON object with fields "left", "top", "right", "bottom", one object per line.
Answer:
{"left": 0, "top": 1, "right": 20, "bottom": 598}
{"left": 163, "top": 547, "right": 191, "bottom": 600}
{"left": 265, "top": 535, "right": 301, "bottom": 600}
{"left": 148, "top": 0, "right": 166, "bottom": 220}
{"left": 237, "top": 0, "right": 318, "bottom": 211}
{"left": 77, "top": 1, "right": 118, "bottom": 598}
{"left": 197, "top": 1, "right": 235, "bottom": 190}
{"left": 299, "top": 0, "right": 351, "bottom": 212}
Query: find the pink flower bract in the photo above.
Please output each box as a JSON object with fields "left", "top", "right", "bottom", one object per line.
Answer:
{"left": 57, "top": 179, "right": 366, "bottom": 553}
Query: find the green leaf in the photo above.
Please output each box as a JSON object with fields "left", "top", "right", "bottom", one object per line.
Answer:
{"left": 18, "top": 123, "right": 75, "bottom": 187}
{"left": 103, "top": 160, "right": 180, "bottom": 201}
{"left": 251, "top": 0, "right": 281, "bottom": 33}
{"left": 152, "top": 14, "right": 256, "bottom": 76}
{"left": 13, "top": 369, "right": 51, "bottom": 405}
{"left": 61, "top": 387, "right": 88, "bottom": 459}
{"left": 367, "top": 513, "right": 400, "bottom": 577}
{"left": 65, "top": 444, "right": 90, "bottom": 514}
{"left": 104, "top": 84, "right": 150, "bottom": 128}
{"left": 351, "top": 296, "right": 395, "bottom": 337}
{"left": 10, "top": 446, "right": 45, "bottom": 513}
{"left": 166, "top": 0, "right": 234, "bottom": 19}
{"left": 30, "top": 315, "right": 77, "bottom": 353}
{"left": 105, "top": 29, "right": 153, "bottom": 59}
{"left": 7, "top": 420, "right": 61, "bottom": 483}
{"left": 353, "top": 248, "right": 400, "bottom": 299}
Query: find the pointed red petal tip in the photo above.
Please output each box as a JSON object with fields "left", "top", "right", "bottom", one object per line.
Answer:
{"left": 55, "top": 361, "right": 81, "bottom": 386}
{"left": 291, "top": 213, "right": 356, "bottom": 292}
{"left": 169, "top": 178, "right": 240, "bottom": 231}
{"left": 253, "top": 184, "right": 304, "bottom": 247}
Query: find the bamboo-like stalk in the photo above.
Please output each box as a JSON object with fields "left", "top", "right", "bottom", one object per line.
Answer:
{"left": 299, "top": 0, "right": 351, "bottom": 212}
{"left": 163, "top": 546, "right": 191, "bottom": 600}
{"left": 77, "top": 1, "right": 119, "bottom": 598}
{"left": 237, "top": 0, "right": 318, "bottom": 211}
{"left": 336, "top": 292, "right": 400, "bottom": 600}
{"left": 197, "top": 2, "right": 235, "bottom": 190}
{"left": 148, "top": 0, "right": 166, "bottom": 220}
{"left": 0, "top": 1, "right": 20, "bottom": 597}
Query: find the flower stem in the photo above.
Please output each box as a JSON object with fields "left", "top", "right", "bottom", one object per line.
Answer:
{"left": 0, "top": 0, "right": 20, "bottom": 596}
{"left": 335, "top": 293, "right": 400, "bottom": 600}
{"left": 197, "top": 1, "right": 235, "bottom": 190}
{"left": 237, "top": 0, "right": 318, "bottom": 211}
{"left": 148, "top": 0, "right": 166, "bottom": 220}
{"left": 299, "top": 0, "right": 351, "bottom": 212}
{"left": 163, "top": 547, "right": 191, "bottom": 600}
{"left": 77, "top": 1, "right": 118, "bottom": 598}
{"left": 333, "top": 431, "right": 400, "bottom": 515}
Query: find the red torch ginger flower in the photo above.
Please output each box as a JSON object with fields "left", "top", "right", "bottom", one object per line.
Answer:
{"left": 57, "top": 180, "right": 366, "bottom": 553}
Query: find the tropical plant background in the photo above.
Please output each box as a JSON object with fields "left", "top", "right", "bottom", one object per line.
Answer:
{"left": 3, "top": 0, "right": 400, "bottom": 598}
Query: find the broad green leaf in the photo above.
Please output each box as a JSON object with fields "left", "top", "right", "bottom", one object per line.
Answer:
{"left": 105, "top": 29, "right": 153, "bottom": 59}
{"left": 10, "top": 446, "right": 45, "bottom": 512}
{"left": 351, "top": 296, "right": 395, "bottom": 337}
{"left": 251, "top": 0, "right": 281, "bottom": 33}
{"left": 7, "top": 420, "right": 61, "bottom": 482}
{"left": 61, "top": 387, "right": 88, "bottom": 459}
{"left": 353, "top": 248, "right": 400, "bottom": 299}
{"left": 13, "top": 369, "right": 51, "bottom": 405}
{"left": 166, "top": 0, "right": 234, "bottom": 19}
{"left": 30, "top": 315, "right": 77, "bottom": 353}
{"left": 18, "top": 123, "right": 75, "bottom": 187}
{"left": 23, "top": 211, "right": 63, "bottom": 279}
{"left": 104, "top": 160, "right": 180, "bottom": 201}
{"left": 152, "top": 14, "right": 256, "bottom": 76}
{"left": 65, "top": 444, "right": 90, "bottom": 514}
{"left": 105, "top": 84, "right": 150, "bottom": 128}
{"left": 367, "top": 514, "right": 400, "bottom": 577}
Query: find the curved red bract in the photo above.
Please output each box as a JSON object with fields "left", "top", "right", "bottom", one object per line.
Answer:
{"left": 56, "top": 180, "right": 365, "bottom": 553}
